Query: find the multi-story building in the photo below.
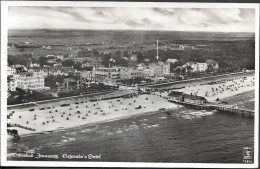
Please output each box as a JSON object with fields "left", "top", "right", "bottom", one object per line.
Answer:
{"left": 28, "top": 68, "right": 49, "bottom": 77}
{"left": 149, "top": 61, "right": 170, "bottom": 77}
{"left": 15, "top": 73, "right": 46, "bottom": 90}
{"left": 120, "top": 67, "right": 150, "bottom": 80}
{"left": 184, "top": 62, "right": 208, "bottom": 72}
{"left": 48, "top": 67, "right": 76, "bottom": 76}
{"left": 80, "top": 70, "right": 94, "bottom": 80}
{"left": 7, "top": 76, "right": 17, "bottom": 92}
{"left": 7, "top": 66, "right": 17, "bottom": 76}
{"left": 92, "top": 66, "right": 121, "bottom": 82}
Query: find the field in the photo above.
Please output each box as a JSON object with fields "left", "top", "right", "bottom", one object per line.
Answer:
{"left": 8, "top": 29, "right": 255, "bottom": 60}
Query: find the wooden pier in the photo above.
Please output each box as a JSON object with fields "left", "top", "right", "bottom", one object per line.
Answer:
{"left": 169, "top": 100, "right": 254, "bottom": 118}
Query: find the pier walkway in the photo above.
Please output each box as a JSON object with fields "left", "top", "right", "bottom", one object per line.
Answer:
{"left": 169, "top": 100, "right": 254, "bottom": 118}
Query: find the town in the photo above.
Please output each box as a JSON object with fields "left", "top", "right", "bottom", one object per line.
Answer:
{"left": 4, "top": 4, "right": 256, "bottom": 165}
{"left": 7, "top": 39, "right": 223, "bottom": 105}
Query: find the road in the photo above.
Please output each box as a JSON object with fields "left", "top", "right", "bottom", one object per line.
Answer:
{"left": 145, "top": 71, "right": 254, "bottom": 88}
{"left": 7, "top": 90, "right": 118, "bottom": 109}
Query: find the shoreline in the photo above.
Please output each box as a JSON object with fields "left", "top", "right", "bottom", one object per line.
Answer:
{"left": 7, "top": 88, "right": 255, "bottom": 140}
{"left": 8, "top": 106, "right": 184, "bottom": 140}
{"left": 7, "top": 72, "right": 255, "bottom": 139}
{"left": 7, "top": 93, "right": 178, "bottom": 139}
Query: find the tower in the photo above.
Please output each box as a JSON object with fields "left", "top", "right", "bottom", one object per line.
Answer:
{"left": 156, "top": 39, "right": 159, "bottom": 61}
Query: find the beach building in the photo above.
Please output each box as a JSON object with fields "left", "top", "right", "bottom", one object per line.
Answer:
{"left": 183, "top": 94, "right": 207, "bottom": 104}
{"left": 168, "top": 91, "right": 184, "bottom": 101}
{"left": 168, "top": 91, "right": 207, "bottom": 104}
{"left": 149, "top": 61, "right": 170, "bottom": 77}
{"left": 184, "top": 62, "right": 208, "bottom": 72}
{"left": 15, "top": 73, "right": 47, "bottom": 90}
{"left": 120, "top": 67, "right": 149, "bottom": 80}
{"left": 92, "top": 66, "right": 121, "bottom": 82}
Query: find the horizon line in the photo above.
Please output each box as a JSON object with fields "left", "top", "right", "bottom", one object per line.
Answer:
{"left": 8, "top": 28, "right": 255, "bottom": 34}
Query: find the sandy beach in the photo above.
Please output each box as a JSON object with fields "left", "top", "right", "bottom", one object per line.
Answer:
{"left": 178, "top": 75, "right": 255, "bottom": 102}
{"left": 7, "top": 93, "right": 179, "bottom": 138}
{"left": 155, "top": 73, "right": 255, "bottom": 103}
{"left": 7, "top": 73, "right": 255, "bottom": 138}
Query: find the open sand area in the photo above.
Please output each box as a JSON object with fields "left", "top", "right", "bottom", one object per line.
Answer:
{"left": 7, "top": 94, "right": 178, "bottom": 137}
{"left": 155, "top": 74, "right": 255, "bottom": 103}
{"left": 178, "top": 75, "right": 255, "bottom": 102}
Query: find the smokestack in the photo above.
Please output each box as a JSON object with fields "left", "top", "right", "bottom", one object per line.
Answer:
{"left": 156, "top": 39, "right": 159, "bottom": 61}
{"left": 157, "top": 39, "right": 158, "bottom": 57}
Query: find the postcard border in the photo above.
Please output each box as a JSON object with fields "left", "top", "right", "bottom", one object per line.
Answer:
{"left": 1, "top": 1, "right": 259, "bottom": 168}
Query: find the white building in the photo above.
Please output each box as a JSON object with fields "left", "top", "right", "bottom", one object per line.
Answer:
{"left": 80, "top": 70, "right": 93, "bottom": 80}
{"left": 8, "top": 76, "right": 17, "bottom": 91}
{"left": 192, "top": 62, "right": 208, "bottom": 72}
{"left": 149, "top": 61, "right": 170, "bottom": 77}
{"left": 7, "top": 66, "right": 16, "bottom": 76}
{"left": 166, "top": 59, "right": 178, "bottom": 64}
{"left": 184, "top": 62, "right": 208, "bottom": 72}
{"left": 29, "top": 62, "right": 40, "bottom": 68}
{"left": 92, "top": 66, "right": 121, "bottom": 82}
{"left": 15, "top": 73, "right": 46, "bottom": 90}
{"left": 28, "top": 69, "right": 49, "bottom": 77}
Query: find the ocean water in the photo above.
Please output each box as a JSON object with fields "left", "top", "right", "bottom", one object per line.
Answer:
{"left": 7, "top": 92, "right": 254, "bottom": 163}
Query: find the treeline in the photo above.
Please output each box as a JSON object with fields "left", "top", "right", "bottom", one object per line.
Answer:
{"left": 95, "top": 40, "right": 255, "bottom": 71}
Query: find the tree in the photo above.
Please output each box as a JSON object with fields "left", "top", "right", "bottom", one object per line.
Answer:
{"left": 38, "top": 56, "right": 48, "bottom": 67}
{"left": 136, "top": 52, "right": 144, "bottom": 63}
{"left": 78, "top": 50, "right": 92, "bottom": 58}
{"left": 74, "top": 62, "right": 82, "bottom": 70}
{"left": 8, "top": 54, "right": 32, "bottom": 66}
{"left": 101, "top": 53, "right": 113, "bottom": 67}
{"left": 62, "top": 59, "right": 74, "bottom": 67}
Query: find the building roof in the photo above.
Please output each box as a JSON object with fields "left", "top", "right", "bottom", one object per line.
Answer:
{"left": 183, "top": 94, "right": 207, "bottom": 101}
{"left": 166, "top": 59, "right": 178, "bottom": 63}
{"left": 185, "top": 61, "right": 195, "bottom": 66}
{"left": 168, "top": 91, "right": 184, "bottom": 97}
{"left": 168, "top": 91, "right": 207, "bottom": 101}
{"left": 49, "top": 67, "right": 76, "bottom": 74}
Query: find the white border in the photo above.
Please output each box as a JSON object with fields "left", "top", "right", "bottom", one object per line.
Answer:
{"left": 1, "top": 1, "right": 259, "bottom": 168}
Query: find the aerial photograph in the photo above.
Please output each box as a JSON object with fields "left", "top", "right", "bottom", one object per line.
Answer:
{"left": 3, "top": 2, "right": 257, "bottom": 167}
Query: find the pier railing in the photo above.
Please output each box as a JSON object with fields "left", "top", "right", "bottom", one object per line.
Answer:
{"left": 169, "top": 100, "right": 254, "bottom": 118}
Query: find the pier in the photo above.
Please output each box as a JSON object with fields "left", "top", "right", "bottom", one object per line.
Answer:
{"left": 169, "top": 100, "right": 254, "bottom": 118}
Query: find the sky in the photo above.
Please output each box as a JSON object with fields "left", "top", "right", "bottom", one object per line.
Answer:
{"left": 8, "top": 7, "right": 255, "bottom": 32}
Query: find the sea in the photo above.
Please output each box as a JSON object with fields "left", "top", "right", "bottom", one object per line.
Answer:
{"left": 7, "top": 90, "right": 254, "bottom": 163}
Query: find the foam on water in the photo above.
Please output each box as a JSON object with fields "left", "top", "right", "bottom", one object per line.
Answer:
{"left": 80, "top": 127, "right": 98, "bottom": 133}
{"left": 66, "top": 131, "right": 77, "bottom": 136}
{"left": 115, "top": 130, "right": 123, "bottom": 134}
{"left": 61, "top": 137, "right": 76, "bottom": 143}
{"left": 159, "top": 116, "right": 167, "bottom": 119}
{"left": 176, "top": 110, "right": 215, "bottom": 120}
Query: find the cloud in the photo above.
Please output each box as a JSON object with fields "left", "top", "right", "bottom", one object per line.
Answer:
{"left": 8, "top": 7, "right": 255, "bottom": 32}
